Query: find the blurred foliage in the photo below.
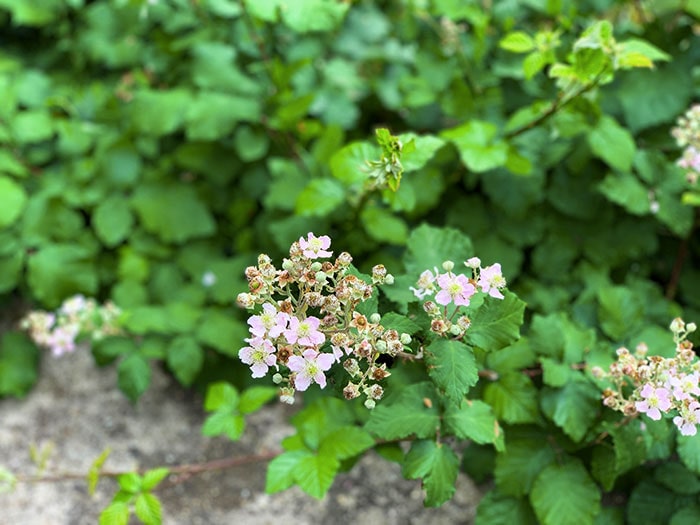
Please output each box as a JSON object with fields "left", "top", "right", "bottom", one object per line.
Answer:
{"left": 1, "top": 0, "right": 700, "bottom": 521}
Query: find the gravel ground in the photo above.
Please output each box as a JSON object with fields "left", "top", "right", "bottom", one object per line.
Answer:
{"left": 0, "top": 348, "right": 482, "bottom": 524}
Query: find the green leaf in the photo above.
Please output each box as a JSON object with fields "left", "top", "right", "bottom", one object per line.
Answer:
{"left": 99, "top": 502, "right": 130, "bottom": 525}
{"left": 141, "top": 468, "right": 170, "bottom": 491}
{"left": 318, "top": 426, "right": 375, "bottom": 460}
{"left": 591, "top": 421, "right": 647, "bottom": 490}
{"left": 93, "top": 195, "right": 134, "bottom": 247}
{"left": 360, "top": 206, "right": 409, "bottom": 245}
{"left": 202, "top": 411, "right": 246, "bottom": 440}
{"left": 185, "top": 92, "right": 260, "bottom": 140}
{"left": 425, "top": 339, "right": 478, "bottom": 401}
{"left": 500, "top": 32, "right": 536, "bottom": 53}
{"left": 131, "top": 184, "right": 215, "bottom": 244}
{"left": 365, "top": 382, "right": 440, "bottom": 440}
{"left": 118, "top": 472, "right": 142, "bottom": 493}
{"left": 87, "top": 448, "right": 111, "bottom": 496}
{"left": 494, "top": 436, "right": 556, "bottom": 496}
{"left": 166, "top": 336, "right": 204, "bottom": 386}
{"left": 239, "top": 386, "right": 278, "bottom": 415}
{"left": 280, "top": 0, "right": 349, "bottom": 33}
{"left": 0, "top": 331, "right": 39, "bottom": 398}
{"left": 466, "top": 292, "right": 525, "bottom": 351}
{"left": 598, "top": 173, "right": 650, "bottom": 215}
{"left": 12, "top": 111, "right": 53, "bottom": 143}
{"left": 441, "top": 120, "right": 508, "bottom": 172}
{"left": 117, "top": 353, "right": 151, "bottom": 403}
{"left": 292, "top": 397, "right": 355, "bottom": 450}
{"left": 402, "top": 440, "right": 459, "bottom": 507}
{"left": 204, "top": 382, "right": 239, "bottom": 412}
{"left": 329, "top": 141, "right": 379, "bottom": 185}
{"left": 266, "top": 451, "right": 311, "bottom": 494}
{"left": 378, "top": 312, "right": 421, "bottom": 335}
{"left": 539, "top": 379, "right": 600, "bottom": 442}
{"left": 671, "top": 506, "right": 700, "bottom": 525}
{"left": 597, "top": 286, "right": 644, "bottom": 341}
{"left": 27, "top": 244, "right": 98, "bottom": 308}
{"left": 627, "top": 480, "right": 688, "bottom": 525}
{"left": 195, "top": 309, "right": 247, "bottom": 355}
{"left": 443, "top": 399, "right": 504, "bottom": 451}
{"left": 655, "top": 463, "right": 700, "bottom": 495}
{"left": 404, "top": 224, "right": 473, "bottom": 276}
{"left": 539, "top": 358, "right": 575, "bottom": 387}
{"left": 587, "top": 115, "right": 636, "bottom": 172}
{"left": 483, "top": 371, "right": 539, "bottom": 424}
{"left": 130, "top": 89, "right": 190, "bottom": 136}
{"left": 134, "top": 493, "right": 162, "bottom": 525}
{"left": 398, "top": 133, "right": 446, "bottom": 172}
{"left": 530, "top": 459, "right": 601, "bottom": 525}
{"left": 678, "top": 432, "right": 700, "bottom": 475}
{"left": 295, "top": 179, "right": 346, "bottom": 217}
{"left": 476, "top": 490, "right": 538, "bottom": 525}
{"left": 293, "top": 453, "right": 340, "bottom": 499}
{"left": 0, "top": 176, "right": 27, "bottom": 229}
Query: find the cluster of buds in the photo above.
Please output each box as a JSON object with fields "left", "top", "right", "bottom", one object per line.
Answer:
{"left": 20, "top": 295, "right": 123, "bottom": 356}
{"left": 237, "top": 232, "right": 410, "bottom": 408}
{"left": 672, "top": 104, "right": 700, "bottom": 185}
{"left": 594, "top": 318, "right": 700, "bottom": 436}
{"left": 410, "top": 257, "right": 507, "bottom": 339}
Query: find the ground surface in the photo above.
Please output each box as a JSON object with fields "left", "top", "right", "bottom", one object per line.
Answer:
{"left": 0, "top": 347, "right": 483, "bottom": 524}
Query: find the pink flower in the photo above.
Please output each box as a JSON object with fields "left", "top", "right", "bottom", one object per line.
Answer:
{"left": 478, "top": 263, "right": 506, "bottom": 299}
{"left": 298, "top": 232, "right": 332, "bottom": 259}
{"left": 668, "top": 371, "right": 700, "bottom": 402}
{"left": 47, "top": 323, "right": 80, "bottom": 357}
{"left": 435, "top": 273, "right": 476, "bottom": 306}
{"left": 248, "top": 303, "right": 289, "bottom": 339}
{"left": 673, "top": 402, "right": 700, "bottom": 436}
{"left": 239, "top": 337, "right": 277, "bottom": 378}
{"left": 284, "top": 316, "right": 325, "bottom": 347}
{"left": 635, "top": 383, "right": 672, "bottom": 420}
{"left": 410, "top": 269, "right": 437, "bottom": 299}
{"left": 287, "top": 349, "right": 335, "bottom": 391}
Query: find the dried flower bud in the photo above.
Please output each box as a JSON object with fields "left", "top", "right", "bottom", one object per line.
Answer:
{"left": 336, "top": 252, "right": 353, "bottom": 267}
{"left": 236, "top": 293, "right": 256, "bottom": 309}
{"left": 343, "top": 382, "right": 360, "bottom": 400}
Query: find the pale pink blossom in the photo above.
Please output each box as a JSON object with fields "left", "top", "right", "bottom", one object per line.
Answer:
{"left": 478, "top": 263, "right": 506, "bottom": 299}
{"left": 239, "top": 337, "right": 277, "bottom": 378}
{"left": 298, "top": 232, "right": 332, "bottom": 259}
{"left": 410, "top": 269, "right": 437, "bottom": 299}
{"left": 247, "top": 303, "right": 289, "bottom": 339}
{"left": 668, "top": 371, "right": 700, "bottom": 401}
{"left": 673, "top": 402, "right": 700, "bottom": 436}
{"left": 287, "top": 349, "right": 335, "bottom": 391}
{"left": 47, "top": 323, "right": 80, "bottom": 357}
{"left": 435, "top": 273, "right": 476, "bottom": 306}
{"left": 284, "top": 316, "right": 325, "bottom": 347}
{"left": 635, "top": 383, "right": 672, "bottom": 420}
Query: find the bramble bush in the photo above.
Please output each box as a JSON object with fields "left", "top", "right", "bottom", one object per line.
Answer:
{"left": 2, "top": 1, "right": 700, "bottom": 524}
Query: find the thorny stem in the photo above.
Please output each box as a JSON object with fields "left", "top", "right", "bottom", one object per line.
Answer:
{"left": 666, "top": 209, "right": 698, "bottom": 300}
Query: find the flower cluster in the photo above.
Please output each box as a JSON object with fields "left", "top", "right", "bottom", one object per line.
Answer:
{"left": 672, "top": 104, "right": 700, "bottom": 185}
{"left": 410, "top": 257, "right": 507, "bottom": 339}
{"left": 237, "top": 232, "right": 409, "bottom": 408}
{"left": 595, "top": 318, "right": 700, "bottom": 436}
{"left": 20, "top": 295, "right": 123, "bottom": 356}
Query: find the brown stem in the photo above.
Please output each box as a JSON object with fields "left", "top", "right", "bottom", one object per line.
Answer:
{"left": 666, "top": 211, "right": 697, "bottom": 300}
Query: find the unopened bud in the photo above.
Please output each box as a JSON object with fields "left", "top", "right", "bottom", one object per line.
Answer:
{"left": 310, "top": 262, "right": 322, "bottom": 272}
{"left": 688, "top": 322, "right": 697, "bottom": 333}
{"left": 364, "top": 399, "right": 376, "bottom": 409}
{"left": 272, "top": 373, "right": 284, "bottom": 384}
{"left": 400, "top": 333, "right": 412, "bottom": 345}
{"left": 671, "top": 317, "right": 685, "bottom": 334}
{"left": 465, "top": 257, "right": 481, "bottom": 269}
{"left": 442, "top": 260, "right": 454, "bottom": 272}
{"left": 384, "top": 274, "right": 394, "bottom": 285}
{"left": 370, "top": 313, "right": 381, "bottom": 324}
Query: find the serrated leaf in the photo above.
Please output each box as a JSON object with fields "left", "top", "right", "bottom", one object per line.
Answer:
{"left": 99, "top": 502, "right": 130, "bottom": 525}
{"left": 294, "top": 453, "right": 340, "bottom": 499}
{"left": 379, "top": 312, "right": 421, "bottom": 335}
{"left": 539, "top": 358, "right": 575, "bottom": 387}
{"left": 239, "top": 386, "right": 278, "bottom": 414}
{"left": 117, "top": 353, "right": 151, "bottom": 403}
{"left": 141, "top": 468, "right": 170, "bottom": 492}
{"left": 0, "top": 176, "right": 27, "bottom": 229}
{"left": 266, "top": 451, "right": 311, "bottom": 494}
{"left": 655, "top": 463, "right": 700, "bottom": 495}
{"left": 530, "top": 459, "right": 601, "bottom": 525}
{"left": 360, "top": 206, "right": 408, "bottom": 245}
{"left": 202, "top": 411, "right": 246, "bottom": 440}
{"left": 93, "top": 195, "right": 134, "bottom": 247}
{"left": 500, "top": 32, "right": 536, "bottom": 53}
{"left": 292, "top": 397, "right": 356, "bottom": 450}
{"left": 539, "top": 379, "right": 600, "bottom": 442}
{"left": 425, "top": 339, "right": 478, "bottom": 401}
{"left": 483, "top": 371, "right": 539, "bottom": 424}
{"left": 587, "top": 115, "right": 636, "bottom": 172}
{"left": 117, "top": 473, "right": 142, "bottom": 493}
{"left": 597, "top": 286, "right": 644, "bottom": 341}
{"left": 404, "top": 224, "right": 473, "bottom": 276}
{"left": 466, "top": 292, "right": 525, "bottom": 351}
{"left": 204, "top": 382, "right": 239, "bottom": 412}
{"left": 402, "top": 440, "right": 459, "bottom": 507}
{"left": 365, "top": 382, "right": 440, "bottom": 440}
{"left": 318, "top": 426, "right": 375, "bottom": 460}
{"left": 444, "top": 399, "right": 504, "bottom": 451}
{"left": 196, "top": 309, "right": 247, "bottom": 354}
{"left": 166, "top": 336, "right": 203, "bottom": 386}
{"left": 627, "top": 480, "right": 689, "bottom": 525}
{"left": 134, "top": 493, "right": 162, "bottom": 525}
{"left": 678, "top": 432, "right": 700, "bottom": 475}
{"left": 671, "top": 506, "right": 700, "bottom": 525}
{"left": 598, "top": 172, "right": 650, "bottom": 215}
{"left": 494, "top": 437, "right": 556, "bottom": 496}
{"left": 476, "top": 490, "right": 538, "bottom": 525}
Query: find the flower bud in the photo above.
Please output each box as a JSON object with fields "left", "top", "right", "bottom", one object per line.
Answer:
{"left": 442, "top": 260, "right": 454, "bottom": 272}
{"left": 384, "top": 274, "right": 394, "bottom": 285}
{"left": 465, "top": 257, "right": 481, "bottom": 269}
{"left": 343, "top": 382, "right": 360, "bottom": 400}
{"left": 375, "top": 340, "right": 387, "bottom": 353}
{"left": 670, "top": 317, "right": 685, "bottom": 334}
{"left": 236, "top": 293, "right": 255, "bottom": 309}
{"left": 364, "top": 399, "right": 376, "bottom": 410}
{"left": 370, "top": 313, "right": 381, "bottom": 324}
{"left": 688, "top": 322, "right": 697, "bottom": 333}
{"left": 400, "top": 333, "right": 412, "bottom": 345}
{"left": 272, "top": 373, "right": 284, "bottom": 384}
